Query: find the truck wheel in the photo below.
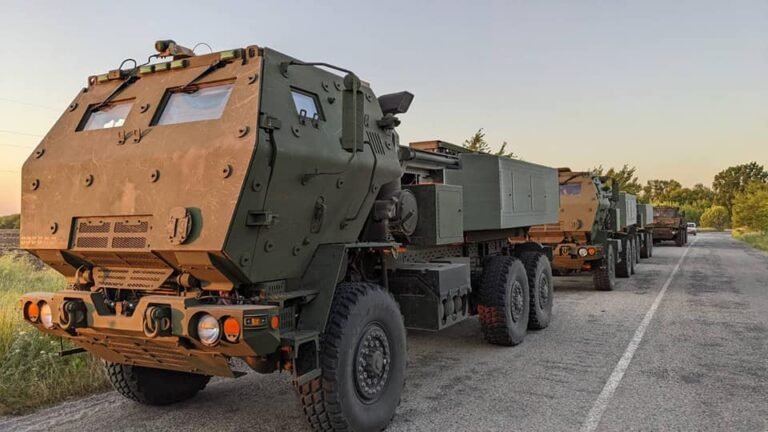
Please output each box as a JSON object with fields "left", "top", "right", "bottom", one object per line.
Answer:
{"left": 104, "top": 362, "right": 210, "bottom": 405}
{"left": 640, "top": 233, "right": 650, "bottom": 259}
{"left": 675, "top": 232, "right": 684, "bottom": 247}
{"left": 298, "top": 282, "right": 406, "bottom": 432}
{"left": 521, "top": 252, "right": 553, "bottom": 330}
{"left": 634, "top": 237, "right": 641, "bottom": 264}
{"left": 616, "top": 240, "right": 630, "bottom": 278}
{"left": 477, "top": 256, "right": 530, "bottom": 346}
{"left": 648, "top": 234, "right": 654, "bottom": 257}
{"left": 593, "top": 243, "right": 616, "bottom": 291}
{"left": 629, "top": 239, "right": 636, "bottom": 275}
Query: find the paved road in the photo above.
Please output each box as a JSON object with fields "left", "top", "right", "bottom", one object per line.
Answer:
{"left": 2, "top": 233, "right": 766, "bottom": 432}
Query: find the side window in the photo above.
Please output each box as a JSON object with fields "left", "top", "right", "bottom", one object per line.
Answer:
{"left": 559, "top": 183, "right": 582, "bottom": 195}
{"left": 154, "top": 82, "right": 234, "bottom": 126}
{"left": 79, "top": 99, "right": 134, "bottom": 131}
{"left": 291, "top": 89, "right": 323, "bottom": 120}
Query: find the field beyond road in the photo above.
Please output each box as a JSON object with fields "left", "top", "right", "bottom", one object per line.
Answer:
{"left": 1, "top": 232, "right": 767, "bottom": 431}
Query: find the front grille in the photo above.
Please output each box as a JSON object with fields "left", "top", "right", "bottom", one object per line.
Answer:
{"left": 92, "top": 267, "right": 173, "bottom": 290}
{"left": 72, "top": 216, "right": 151, "bottom": 250}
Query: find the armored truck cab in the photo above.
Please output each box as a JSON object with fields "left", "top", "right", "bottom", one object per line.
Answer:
{"left": 527, "top": 169, "right": 633, "bottom": 291}
{"left": 650, "top": 206, "right": 688, "bottom": 246}
{"left": 19, "top": 41, "right": 559, "bottom": 431}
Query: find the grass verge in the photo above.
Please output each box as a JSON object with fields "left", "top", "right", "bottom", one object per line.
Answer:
{"left": 0, "top": 253, "right": 109, "bottom": 416}
{"left": 732, "top": 229, "right": 768, "bottom": 252}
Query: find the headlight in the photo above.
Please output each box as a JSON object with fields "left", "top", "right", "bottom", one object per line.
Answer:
{"left": 40, "top": 302, "right": 55, "bottom": 329}
{"left": 578, "top": 247, "right": 588, "bottom": 257}
{"left": 197, "top": 314, "right": 221, "bottom": 346}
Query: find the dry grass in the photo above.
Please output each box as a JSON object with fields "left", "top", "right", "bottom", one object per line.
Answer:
{"left": 732, "top": 229, "right": 768, "bottom": 252}
{"left": 0, "top": 253, "right": 109, "bottom": 416}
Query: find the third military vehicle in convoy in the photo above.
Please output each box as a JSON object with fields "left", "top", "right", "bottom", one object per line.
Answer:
{"left": 650, "top": 205, "right": 688, "bottom": 246}
{"left": 528, "top": 169, "right": 646, "bottom": 291}
{"left": 19, "top": 40, "right": 560, "bottom": 431}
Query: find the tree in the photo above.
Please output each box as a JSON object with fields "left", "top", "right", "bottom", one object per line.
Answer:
{"left": 732, "top": 182, "right": 768, "bottom": 232}
{"left": 495, "top": 141, "right": 518, "bottom": 159}
{"left": 0, "top": 214, "right": 20, "bottom": 229}
{"left": 713, "top": 162, "right": 768, "bottom": 214}
{"left": 463, "top": 128, "right": 491, "bottom": 153}
{"left": 700, "top": 205, "right": 730, "bottom": 231}
{"left": 592, "top": 165, "right": 642, "bottom": 195}
{"left": 643, "top": 179, "right": 683, "bottom": 203}
{"left": 463, "top": 129, "right": 518, "bottom": 158}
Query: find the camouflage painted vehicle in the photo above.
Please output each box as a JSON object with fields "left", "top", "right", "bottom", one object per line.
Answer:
{"left": 650, "top": 206, "right": 688, "bottom": 247}
{"left": 528, "top": 170, "right": 650, "bottom": 291}
{"left": 19, "top": 41, "right": 560, "bottom": 431}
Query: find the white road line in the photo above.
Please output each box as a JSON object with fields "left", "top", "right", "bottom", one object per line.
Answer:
{"left": 580, "top": 238, "right": 697, "bottom": 432}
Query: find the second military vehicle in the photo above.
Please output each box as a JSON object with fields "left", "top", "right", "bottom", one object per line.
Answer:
{"left": 528, "top": 169, "right": 641, "bottom": 291}
{"left": 19, "top": 41, "right": 560, "bottom": 431}
{"left": 650, "top": 205, "right": 688, "bottom": 246}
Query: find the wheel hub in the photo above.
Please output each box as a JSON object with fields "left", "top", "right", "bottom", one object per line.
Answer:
{"left": 510, "top": 281, "right": 524, "bottom": 322}
{"left": 354, "top": 324, "right": 391, "bottom": 402}
{"left": 538, "top": 274, "right": 550, "bottom": 308}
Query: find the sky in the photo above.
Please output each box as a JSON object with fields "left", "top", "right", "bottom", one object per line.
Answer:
{"left": 0, "top": 0, "right": 766, "bottom": 215}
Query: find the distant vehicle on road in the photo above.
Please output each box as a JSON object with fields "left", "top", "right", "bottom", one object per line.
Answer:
{"left": 687, "top": 222, "right": 697, "bottom": 236}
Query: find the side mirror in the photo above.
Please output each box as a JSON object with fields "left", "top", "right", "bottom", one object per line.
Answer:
{"left": 341, "top": 73, "right": 364, "bottom": 152}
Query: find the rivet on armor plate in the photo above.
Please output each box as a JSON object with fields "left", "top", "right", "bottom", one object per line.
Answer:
{"left": 68, "top": 102, "right": 78, "bottom": 112}
{"left": 31, "top": 179, "right": 39, "bottom": 190}
{"left": 238, "top": 126, "right": 250, "bottom": 138}
{"left": 49, "top": 222, "right": 58, "bottom": 234}
{"left": 150, "top": 169, "right": 160, "bottom": 182}
{"left": 84, "top": 174, "right": 94, "bottom": 187}
{"left": 34, "top": 148, "right": 45, "bottom": 158}
{"left": 264, "top": 240, "right": 274, "bottom": 253}
{"left": 292, "top": 126, "right": 301, "bottom": 137}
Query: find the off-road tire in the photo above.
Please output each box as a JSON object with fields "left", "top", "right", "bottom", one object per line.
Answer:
{"left": 477, "top": 256, "right": 530, "bottom": 346}
{"left": 675, "top": 232, "right": 684, "bottom": 247}
{"left": 593, "top": 243, "right": 616, "bottom": 291}
{"left": 616, "top": 240, "right": 631, "bottom": 278}
{"left": 648, "top": 233, "right": 654, "bottom": 257}
{"left": 629, "top": 239, "right": 636, "bottom": 275}
{"left": 634, "top": 236, "right": 641, "bottom": 264}
{"left": 298, "top": 282, "right": 406, "bottom": 432}
{"left": 104, "top": 362, "right": 210, "bottom": 405}
{"left": 640, "top": 233, "right": 650, "bottom": 259}
{"left": 520, "top": 252, "right": 553, "bottom": 330}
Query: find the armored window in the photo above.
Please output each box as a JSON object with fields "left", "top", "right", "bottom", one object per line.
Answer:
{"left": 291, "top": 89, "right": 322, "bottom": 120}
{"left": 559, "top": 183, "right": 582, "bottom": 195}
{"left": 155, "top": 82, "right": 234, "bottom": 126}
{"left": 80, "top": 99, "right": 134, "bottom": 131}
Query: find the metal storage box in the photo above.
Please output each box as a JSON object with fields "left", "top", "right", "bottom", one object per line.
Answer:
{"left": 636, "top": 203, "right": 653, "bottom": 228}
{"left": 404, "top": 184, "right": 464, "bottom": 245}
{"left": 618, "top": 192, "right": 638, "bottom": 228}
{"left": 443, "top": 153, "right": 559, "bottom": 231}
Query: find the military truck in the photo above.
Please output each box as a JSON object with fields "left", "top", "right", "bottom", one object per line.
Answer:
{"left": 650, "top": 205, "right": 688, "bottom": 247}
{"left": 527, "top": 169, "right": 638, "bottom": 291}
{"left": 19, "top": 41, "right": 560, "bottom": 431}
{"left": 636, "top": 203, "right": 654, "bottom": 258}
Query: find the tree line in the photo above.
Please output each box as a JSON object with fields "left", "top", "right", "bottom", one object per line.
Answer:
{"left": 592, "top": 162, "right": 768, "bottom": 232}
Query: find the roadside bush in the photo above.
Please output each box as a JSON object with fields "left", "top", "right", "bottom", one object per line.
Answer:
{"left": 700, "top": 205, "right": 730, "bottom": 231}
{"left": 732, "top": 182, "right": 768, "bottom": 232}
{"left": 0, "top": 253, "right": 108, "bottom": 415}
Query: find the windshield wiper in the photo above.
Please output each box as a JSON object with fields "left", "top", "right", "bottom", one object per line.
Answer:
{"left": 92, "top": 74, "right": 139, "bottom": 111}
{"left": 178, "top": 60, "right": 225, "bottom": 93}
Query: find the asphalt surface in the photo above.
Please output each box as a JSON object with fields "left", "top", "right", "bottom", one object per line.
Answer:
{"left": 1, "top": 232, "right": 766, "bottom": 432}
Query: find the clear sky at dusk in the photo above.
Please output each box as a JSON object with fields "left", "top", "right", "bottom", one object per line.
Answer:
{"left": 0, "top": 0, "right": 766, "bottom": 215}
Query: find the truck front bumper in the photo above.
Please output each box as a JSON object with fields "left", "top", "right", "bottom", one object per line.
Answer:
{"left": 551, "top": 243, "right": 604, "bottom": 270}
{"left": 19, "top": 290, "right": 281, "bottom": 377}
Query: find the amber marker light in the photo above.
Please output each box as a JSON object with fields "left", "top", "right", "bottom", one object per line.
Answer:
{"left": 270, "top": 315, "right": 280, "bottom": 330}
{"left": 588, "top": 247, "right": 597, "bottom": 256}
{"left": 223, "top": 317, "right": 241, "bottom": 343}
{"left": 26, "top": 302, "right": 40, "bottom": 323}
